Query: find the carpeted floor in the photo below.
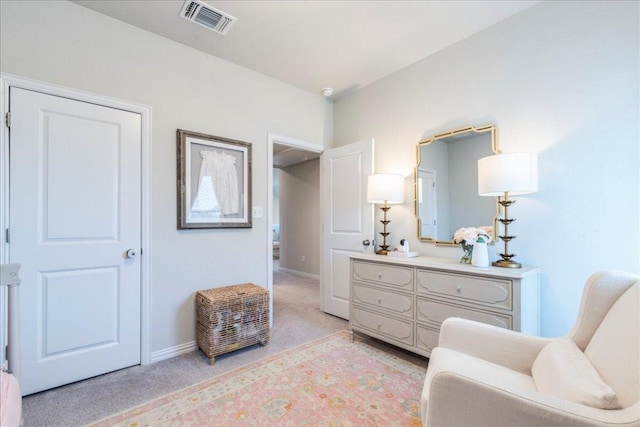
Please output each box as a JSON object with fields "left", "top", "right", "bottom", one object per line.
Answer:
{"left": 21, "top": 262, "right": 426, "bottom": 426}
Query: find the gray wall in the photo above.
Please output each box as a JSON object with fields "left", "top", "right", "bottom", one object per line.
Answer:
{"left": 273, "top": 168, "right": 280, "bottom": 240}
{"left": 334, "top": 1, "right": 639, "bottom": 337}
{"left": 0, "top": 0, "right": 332, "bottom": 355}
{"left": 279, "top": 159, "right": 320, "bottom": 276}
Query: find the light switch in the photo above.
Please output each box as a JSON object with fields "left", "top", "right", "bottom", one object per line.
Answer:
{"left": 252, "top": 206, "right": 263, "bottom": 218}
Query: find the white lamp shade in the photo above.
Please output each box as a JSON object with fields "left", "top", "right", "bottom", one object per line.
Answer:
{"left": 367, "top": 173, "right": 404, "bottom": 204}
{"left": 478, "top": 152, "right": 538, "bottom": 196}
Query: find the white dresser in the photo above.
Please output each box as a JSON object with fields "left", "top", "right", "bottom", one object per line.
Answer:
{"left": 349, "top": 254, "right": 540, "bottom": 357}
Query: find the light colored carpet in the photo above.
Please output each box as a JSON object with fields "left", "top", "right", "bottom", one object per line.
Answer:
{"left": 21, "top": 263, "right": 426, "bottom": 426}
{"left": 88, "top": 331, "right": 426, "bottom": 427}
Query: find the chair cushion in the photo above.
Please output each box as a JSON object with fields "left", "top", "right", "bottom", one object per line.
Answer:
{"left": 532, "top": 337, "right": 620, "bottom": 409}
{"left": 584, "top": 283, "right": 639, "bottom": 408}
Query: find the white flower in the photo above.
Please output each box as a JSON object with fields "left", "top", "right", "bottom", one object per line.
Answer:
{"left": 453, "top": 226, "right": 493, "bottom": 245}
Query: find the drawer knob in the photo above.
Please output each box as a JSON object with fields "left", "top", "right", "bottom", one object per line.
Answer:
{"left": 378, "top": 297, "right": 382, "bottom": 304}
{"left": 377, "top": 322, "right": 382, "bottom": 329}
{"left": 378, "top": 273, "right": 383, "bottom": 279}
{"left": 456, "top": 285, "right": 462, "bottom": 294}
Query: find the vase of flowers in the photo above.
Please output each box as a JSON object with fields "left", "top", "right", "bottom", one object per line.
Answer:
{"left": 453, "top": 226, "right": 493, "bottom": 265}
{"left": 459, "top": 242, "right": 474, "bottom": 264}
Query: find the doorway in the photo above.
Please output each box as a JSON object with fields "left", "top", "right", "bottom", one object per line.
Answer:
{"left": 266, "top": 134, "right": 324, "bottom": 320}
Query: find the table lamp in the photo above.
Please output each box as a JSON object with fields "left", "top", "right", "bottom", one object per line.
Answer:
{"left": 478, "top": 153, "right": 538, "bottom": 268}
{"left": 367, "top": 173, "right": 404, "bottom": 255}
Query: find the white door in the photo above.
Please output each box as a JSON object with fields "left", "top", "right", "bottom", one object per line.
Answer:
{"left": 9, "top": 88, "right": 142, "bottom": 395}
{"left": 418, "top": 169, "right": 437, "bottom": 238}
{"left": 320, "top": 140, "right": 374, "bottom": 319}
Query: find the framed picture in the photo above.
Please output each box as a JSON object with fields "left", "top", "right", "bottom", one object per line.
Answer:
{"left": 177, "top": 129, "right": 252, "bottom": 229}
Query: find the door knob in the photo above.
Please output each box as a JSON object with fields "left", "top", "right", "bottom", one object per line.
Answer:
{"left": 125, "top": 249, "right": 138, "bottom": 259}
{"left": 362, "top": 239, "right": 370, "bottom": 246}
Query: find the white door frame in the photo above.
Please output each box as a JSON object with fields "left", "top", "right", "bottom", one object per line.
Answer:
{"left": 0, "top": 73, "right": 153, "bottom": 365}
{"left": 267, "top": 133, "right": 324, "bottom": 320}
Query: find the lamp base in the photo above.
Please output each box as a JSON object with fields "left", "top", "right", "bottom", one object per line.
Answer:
{"left": 375, "top": 203, "right": 391, "bottom": 256}
{"left": 492, "top": 259, "right": 522, "bottom": 269}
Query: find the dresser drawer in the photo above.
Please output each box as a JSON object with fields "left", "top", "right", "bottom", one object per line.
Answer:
{"left": 353, "top": 261, "right": 413, "bottom": 291}
{"left": 416, "top": 297, "right": 512, "bottom": 330}
{"left": 351, "top": 307, "right": 414, "bottom": 346}
{"left": 352, "top": 283, "right": 413, "bottom": 319}
{"left": 416, "top": 270, "right": 512, "bottom": 310}
{"left": 416, "top": 324, "right": 439, "bottom": 355}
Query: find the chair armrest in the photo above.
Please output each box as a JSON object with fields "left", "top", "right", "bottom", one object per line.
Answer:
{"left": 438, "top": 317, "right": 553, "bottom": 375}
{"left": 423, "top": 348, "right": 640, "bottom": 427}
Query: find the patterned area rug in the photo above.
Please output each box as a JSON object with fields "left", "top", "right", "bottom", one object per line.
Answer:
{"left": 89, "top": 330, "right": 426, "bottom": 426}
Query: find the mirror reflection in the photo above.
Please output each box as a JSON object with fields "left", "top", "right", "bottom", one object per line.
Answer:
{"left": 415, "top": 125, "right": 499, "bottom": 245}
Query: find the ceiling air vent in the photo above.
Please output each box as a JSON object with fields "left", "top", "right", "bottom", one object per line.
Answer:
{"left": 179, "top": 0, "right": 237, "bottom": 36}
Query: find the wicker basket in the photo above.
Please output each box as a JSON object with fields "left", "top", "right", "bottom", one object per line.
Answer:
{"left": 196, "top": 283, "right": 269, "bottom": 364}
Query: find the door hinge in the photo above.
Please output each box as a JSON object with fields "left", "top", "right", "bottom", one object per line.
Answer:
{"left": 5, "top": 112, "right": 10, "bottom": 129}
{"left": 5, "top": 228, "right": 9, "bottom": 244}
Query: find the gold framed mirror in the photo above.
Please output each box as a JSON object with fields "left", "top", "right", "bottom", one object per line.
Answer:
{"left": 415, "top": 124, "right": 499, "bottom": 245}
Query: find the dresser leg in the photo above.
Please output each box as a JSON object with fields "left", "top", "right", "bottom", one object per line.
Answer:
{"left": 349, "top": 330, "right": 354, "bottom": 343}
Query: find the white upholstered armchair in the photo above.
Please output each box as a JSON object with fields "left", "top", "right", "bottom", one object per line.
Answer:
{"left": 421, "top": 270, "right": 640, "bottom": 427}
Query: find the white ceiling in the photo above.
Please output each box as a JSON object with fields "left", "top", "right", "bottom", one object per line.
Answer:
{"left": 72, "top": 0, "right": 539, "bottom": 99}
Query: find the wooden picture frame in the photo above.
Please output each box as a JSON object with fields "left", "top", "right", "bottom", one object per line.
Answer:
{"left": 177, "top": 129, "right": 252, "bottom": 229}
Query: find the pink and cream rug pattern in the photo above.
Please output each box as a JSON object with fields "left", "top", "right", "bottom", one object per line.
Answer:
{"left": 89, "top": 330, "right": 426, "bottom": 426}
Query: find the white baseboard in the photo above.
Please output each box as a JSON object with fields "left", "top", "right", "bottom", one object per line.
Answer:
{"left": 278, "top": 267, "right": 320, "bottom": 280}
{"left": 150, "top": 341, "right": 197, "bottom": 363}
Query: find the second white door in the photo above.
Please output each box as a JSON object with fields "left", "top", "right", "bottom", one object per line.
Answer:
{"left": 321, "top": 140, "right": 374, "bottom": 319}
